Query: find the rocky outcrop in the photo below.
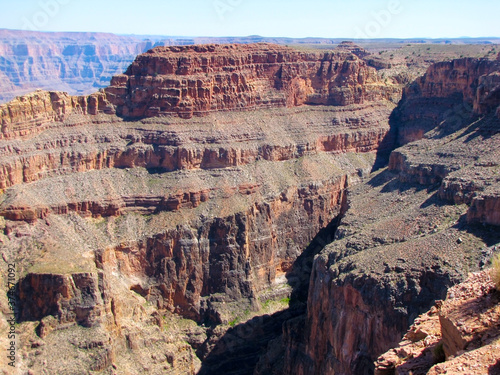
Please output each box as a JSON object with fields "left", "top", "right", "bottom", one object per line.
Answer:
{"left": 0, "top": 42, "right": 398, "bottom": 140}
{"left": 375, "top": 270, "right": 500, "bottom": 375}
{"left": 467, "top": 191, "right": 500, "bottom": 226}
{"left": 272, "top": 55, "right": 500, "bottom": 373}
{"left": 0, "top": 89, "right": 115, "bottom": 139}
{"left": 104, "top": 42, "right": 394, "bottom": 119}
{"left": 4, "top": 43, "right": 500, "bottom": 375}
{"left": 18, "top": 272, "right": 104, "bottom": 327}
{"left": 395, "top": 57, "right": 500, "bottom": 145}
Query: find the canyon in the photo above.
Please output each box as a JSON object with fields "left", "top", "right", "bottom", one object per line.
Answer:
{"left": 0, "top": 39, "right": 499, "bottom": 375}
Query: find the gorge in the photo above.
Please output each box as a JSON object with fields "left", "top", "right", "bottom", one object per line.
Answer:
{"left": 0, "top": 40, "right": 499, "bottom": 374}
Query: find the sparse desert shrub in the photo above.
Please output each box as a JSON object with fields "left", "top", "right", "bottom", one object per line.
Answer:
{"left": 492, "top": 253, "right": 500, "bottom": 291}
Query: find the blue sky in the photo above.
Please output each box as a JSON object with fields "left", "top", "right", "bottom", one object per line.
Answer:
{"left": 0, "top": 0, "right": 499, "bottom": 38}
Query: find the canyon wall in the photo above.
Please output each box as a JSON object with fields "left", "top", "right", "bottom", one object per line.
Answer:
{"left": 0, "top": 42, "right": 401, "bottom": 374}
{"left": 0, "top": 29, "right": 153, "bottom": 103}
{"left": 1, "top": 43, "right": 498, "bottom": 375}
{"left": 0, "top": 41, "right": 399, "bottom": 140}
{"left": 271, "top": 55, "right": 500, "bottom": 375}
{"left": 394, "top": 57, "right": 500, "bottom": 145}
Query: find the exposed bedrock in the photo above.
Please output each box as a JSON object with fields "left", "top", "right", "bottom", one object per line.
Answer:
{"left": 0, "top": 42, "right": 400, "bottom": 139}
{"left": 0, "top": 103, "right": 393, "bottom": 190}
{"left": 388, "top": 56, "right": 500, "bottom": 226}
{"left": 18, "top": 272, "right": 105, "bottom": 328}
{"left": 105, "top": 43, "right": 397, "bottom": 119}
{"left": 0, "top": 42, "right": 403, "bottom": 374}
{"left": 5, "top": 47, "right": 500, "bottom": 375}
{"left": 95, "top": 175, "right": 348, "bottom": 321}
{"left": 375, "top": 270, "right": 500, "bottom": 375}
{"left": 394, "top": 57, "right": 500, "bottom": 146}
{"left": 269, "top": 56, "right": 500, "bottom": 375}
{"left": 276, "top": 166, "right": 489, "bottom": 375}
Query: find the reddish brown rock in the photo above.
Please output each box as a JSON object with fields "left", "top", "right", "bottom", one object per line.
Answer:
{"left": 104, "top": 43, "right": 392, "bottom": 119}
{"left": 18, "top": 272, "right": 104, "bottom": 327}
{"left": 375, "top": 270, "right": 500, "bottom": 375}
{"left": 0, "top": 90, "right": 115, "bottom": 139}
{"left": 467, "top": 192, "right": 500, "bottom": 226}
{"left": 395, "top": 57, "right": 500, "bottom": 145}
{"left": 0, "top": 103, "right": 393, "bottom": 189}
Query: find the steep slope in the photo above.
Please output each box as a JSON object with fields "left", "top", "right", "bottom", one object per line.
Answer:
{"left": 0, "top": 42, "right": 398, "bottom": 374}
{"left": 270, "top": 56, "right": 500, "bottom": 375}
{"left": 1, "top": 43, "right": 499, "bottom": 375}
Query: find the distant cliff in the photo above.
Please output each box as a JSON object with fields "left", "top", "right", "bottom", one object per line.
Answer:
{"left": 0, "top": 29, "right": 154, "bottom": 103}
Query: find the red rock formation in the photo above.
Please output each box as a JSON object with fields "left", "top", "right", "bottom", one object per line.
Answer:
{"left": 395, "top": 57, "right": 500, "bottom": 145}
{"left": 467, "top": 192, "right": 500, "bottom": 226}
{"left": 0, "top": 90, "right": 115, "bottom": 139}
{"left": 375, "top": 270, "right": 500, "bottom": 375}
{"left": 104, "top": 43, "right": 391, "bottom": 119}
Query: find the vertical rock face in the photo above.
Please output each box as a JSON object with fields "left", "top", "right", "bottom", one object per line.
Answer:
{"left": 278, "top": 56, "right": 500, "bottom": 375}
{"left": 395, "top": 57, "right": 500, "bottom": 145}
{"left": 18, "top": 272, "right": 104, "bottom": 327}
{"left": 94, "top": 177, "right": 348, "bottom": 321}
{"left": 104, "top": 43, "right": 392, "bottom": 119}
{"left": 375, "top": 270, "right": 500, "bottom": 375}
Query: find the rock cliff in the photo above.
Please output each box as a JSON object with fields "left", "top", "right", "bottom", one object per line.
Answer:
{"left": 104, "top": 42, "right": 394, "bottom": 119}
{"left": 1, "top": 43, "right": 499, "bottom": 375}
{"left": 260, "top": 55, "right": 500, "bottom": 375}
{"left": 0, "top": 29, "right": 152, "bottom": 103}
{"left": 394, "top": 57, "right": 500, "bottom": 145}
{"left": 0, "top": 42, "right": 402, "bottom": 374}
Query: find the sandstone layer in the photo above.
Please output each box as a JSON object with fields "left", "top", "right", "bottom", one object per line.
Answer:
{"left": 1, "top": 44, "right": 499, "bottom": 375}
{"left": 0, "top": 42, "right": 401, "bottom": 374}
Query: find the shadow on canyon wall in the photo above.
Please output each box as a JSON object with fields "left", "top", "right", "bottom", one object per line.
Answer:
{"left": 197, "top": 205, "right": 346, "bottom": 375}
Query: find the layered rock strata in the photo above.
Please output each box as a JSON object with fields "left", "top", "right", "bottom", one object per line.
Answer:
{"left": 104, "top": 42, "right": 395, "bottom": 119}
{"left": 263, "top": 56, "right": 500, "bottom": 375}
{"left": 3, "top": 45, "right": 499, "bottom": 375}
{"left": 394, "top": 57, "right": 500, "bottom": 145}
{"left": 0, "top": 103, "right": 393, "bottom": 190}
{"left": 0, "top": 42, "right": 400, "bottom": 374}
{"left": 0, "top": 29, "right": 152, "bottom": 103}
{"left": 1, "top": 41, "right": 398, "bottom": 141}
{"left": 389, "top": 56, "right": 500, "bottom": 226}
